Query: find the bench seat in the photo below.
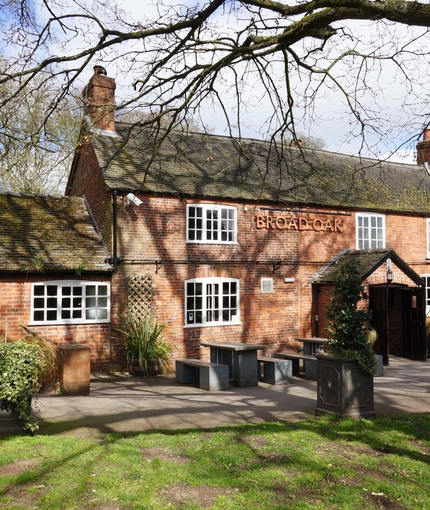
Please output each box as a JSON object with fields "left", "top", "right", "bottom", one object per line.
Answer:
{"left": 257, "top": 356, "right": 292, "bottom": 385}
{"left": 274, "top": 352, "right": 317, "bottom": 380}
{"left": 175, "top": 359, "right": 229, "bottom": 391}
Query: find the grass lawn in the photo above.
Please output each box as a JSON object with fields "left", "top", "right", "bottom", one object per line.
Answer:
{"left": 1, "top": 414, "right": 429, "bottom": 509}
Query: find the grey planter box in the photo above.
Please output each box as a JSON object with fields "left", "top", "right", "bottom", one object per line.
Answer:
{"left": 315, "top": 355, "right": 375, "bottom": 419}
{"left": 374, "top": 354, "right": 383, "bottom": 377}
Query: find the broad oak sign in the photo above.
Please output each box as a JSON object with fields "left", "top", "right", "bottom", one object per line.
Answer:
{"left": 254, "top": 213, "right": 344, "bottom": 232}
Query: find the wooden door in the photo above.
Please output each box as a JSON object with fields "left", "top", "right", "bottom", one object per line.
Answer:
{"left": 403, "top": 287, "right": 427, "bottom": 361}
{"left": 369, "top": 286, "right": 389, "bottom": 364}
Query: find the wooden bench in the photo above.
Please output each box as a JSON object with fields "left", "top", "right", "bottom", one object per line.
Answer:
{"left": 175, "top": 359, "right": 229, "bottom": 391}
{"left": 257, "top": 356, "right": 292, "bottom": 385}
{"left": 274, "top": 352, "right": 317, "bottom": 380}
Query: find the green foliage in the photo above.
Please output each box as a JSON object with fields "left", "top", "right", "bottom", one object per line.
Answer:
{"left": 326, "top": 261, "right": 376, "bottom": 376}
{"left": 116, "top": 312, "right": 173, "bottom": 376}
{"left": 0, "top": 329, "right": 56, "bottom": 433}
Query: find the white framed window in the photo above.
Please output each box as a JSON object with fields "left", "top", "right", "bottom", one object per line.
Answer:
{"left": 185, "top": 277, "right": 240, "bottom": 326}
{"left": 30, "top": 281, "right": 110, "bottom": 324}
{"left": 261, "top": 278, "right": 273, "bottom": 293}
{"left": 422, "top": 274, "right": 430, "bottom": 314}
{"left": 187, "top": 204, "right": 237, "bottom": 243}
{"left": 356, "top": 213, "right": 385, "bottom": 250}
{"left": 426, "top": 219, "right": 430, "bottom": 258}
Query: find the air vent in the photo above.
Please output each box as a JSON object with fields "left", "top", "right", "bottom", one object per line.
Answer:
{"left": 261, "top": 278, "right": 273, "bottom": 293}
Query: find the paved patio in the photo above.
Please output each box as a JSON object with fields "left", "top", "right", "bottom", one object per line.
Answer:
{"left": 1, "top": 357, "right": 429, "bottom": 436}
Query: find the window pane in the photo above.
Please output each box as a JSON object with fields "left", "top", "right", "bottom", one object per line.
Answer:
{"left": 86, "top": 285, "right": 96, "bottom": 296}
{"left": 99, "top": 286, "right": 108, "bottom": 296}
{"left": 47, "top": 285, "right": 57, "bottom": 296}
{"left": 33, "top": 310, "right": 44, "bottom": 321}
{"left": 97, "top": 309, "right": 108, "bottom": 320}
{"left": 47, "top": 297, "right": 57, "bottom": 308}
{"left": 86, "top": 297, "right": 96, "bottom": 308}
{"left": 86, "top": 310, "right": 96, "bottom": 320}
{"left": 98, "top": 297, "right": 108, "bottom": 308}
{"left": 34, "top": 285, "right": 44, "bottom": 296}
{"left": 73, "top": 297, "right": 82, "bottom": 307}
{"left": 47, "top": 310, "right": 57, "bottom": 321}
{"left": 34, "top": 298, "right": 44, "bottom": 309}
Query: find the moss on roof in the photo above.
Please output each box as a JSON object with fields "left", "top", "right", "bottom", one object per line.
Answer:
{"left": 0, "top": 193, "right": 110, "bottom": 272}
{"left": 91, "top": 124, "right": 430, "bottom": 215}
{"left": 312, "top": 248, "right": 423, "bottom": 286}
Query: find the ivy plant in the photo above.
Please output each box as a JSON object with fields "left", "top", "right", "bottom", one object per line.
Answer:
{"left": 0, "top": 330, "right": 56, "bottom": 433}
{"left": 326, "top": 261, "right": 376, "bottom": 376}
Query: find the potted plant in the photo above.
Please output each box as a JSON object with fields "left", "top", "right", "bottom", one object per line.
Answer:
{"left": 315, "top": 261, "right": 376, "bottom": 418}
{"left": 116, "top": 312, "right": 173, "bottom": 376}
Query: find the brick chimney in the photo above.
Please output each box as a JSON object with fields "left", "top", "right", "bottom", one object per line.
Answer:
{"left": 82, "top": 65, "right": 116, "bottom": 132}
{"left": 416, "top": 129, "right": 430, "bottom": 165}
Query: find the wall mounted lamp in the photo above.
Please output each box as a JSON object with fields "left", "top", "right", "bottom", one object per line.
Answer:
{"left": 386, "top": 258, "right": 393, "bottom": 283}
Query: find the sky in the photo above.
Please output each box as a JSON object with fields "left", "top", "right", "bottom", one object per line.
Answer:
{"left": 29, "top": 0, "right": 430, "bottom": 165}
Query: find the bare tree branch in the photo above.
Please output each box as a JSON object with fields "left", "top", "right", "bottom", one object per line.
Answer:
{"left": 2, "top": 0, "right": 430, "bottom": 167}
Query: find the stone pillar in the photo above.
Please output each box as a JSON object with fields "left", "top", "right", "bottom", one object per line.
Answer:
{"left": 59, "top": 343, "right": 91, "bottom": 395}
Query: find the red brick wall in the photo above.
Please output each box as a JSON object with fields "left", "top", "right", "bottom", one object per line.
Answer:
{"left": 67, "top": 142, "right": 430, "bottom": 369}
{"left": 107, "top": 198, "right": 365, "bottom": 362}
{"left": 108, "top": 198, "right": 430, "bottom": 366}
{"left": 67, "top": 143, "right": 113, "bottom": 250}
{"left": 0, "top": 273, "right": 111, "bottom": 372}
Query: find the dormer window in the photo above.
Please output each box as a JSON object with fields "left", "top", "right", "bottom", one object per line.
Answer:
{"left": 187, "top": 204, "right": 237, "bottom": 243}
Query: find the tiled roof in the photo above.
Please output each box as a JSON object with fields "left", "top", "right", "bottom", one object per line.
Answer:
{"left": 90, "top": 124, "right": 430, "bottom": 214}
{"left": 0, "top": 193, "right": 110, "bottom": 272}
{"left": 312, "top": 248, "right": 423, "bottom": 286}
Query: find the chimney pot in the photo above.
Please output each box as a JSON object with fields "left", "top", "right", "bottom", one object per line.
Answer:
{"left": 94, "top": 65, "right": 107, "bottom": 76}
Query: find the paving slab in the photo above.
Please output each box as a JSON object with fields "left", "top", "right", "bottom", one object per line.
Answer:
{"left": 1, "top": 357, "right": 429, "bottom": 436}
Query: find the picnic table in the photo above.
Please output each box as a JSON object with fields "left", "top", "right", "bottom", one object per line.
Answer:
{"left": 201, "top": 341, "right": 267, "bottom": 387}
{"left": 297, "top": 338, "right": 328, "bottom": 355}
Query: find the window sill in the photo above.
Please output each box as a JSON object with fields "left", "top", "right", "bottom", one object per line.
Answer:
{"left": 184, "top": 322, "right": 242, "bottom": 328}
{"left": 28, "top": 320, "right": 111, "bottom": 326}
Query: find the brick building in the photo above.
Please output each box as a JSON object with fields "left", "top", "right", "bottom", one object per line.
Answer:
{"left": 64, "top": 66, "right": 430, "bottom": 368}
{"left": 0, "top": 194, "right": 112, "bottom": 371}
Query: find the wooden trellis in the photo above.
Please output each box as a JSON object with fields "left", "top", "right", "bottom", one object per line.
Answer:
{"left": 127, "top": 275, "right": 153, "bottom": 320}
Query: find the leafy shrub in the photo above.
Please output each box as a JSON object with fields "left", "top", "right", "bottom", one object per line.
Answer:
{"left": 0, "top": 330, "right": 56, "bottom": 433}
{"left": 326, "top": 261, "right": 376, "bottom": 376}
